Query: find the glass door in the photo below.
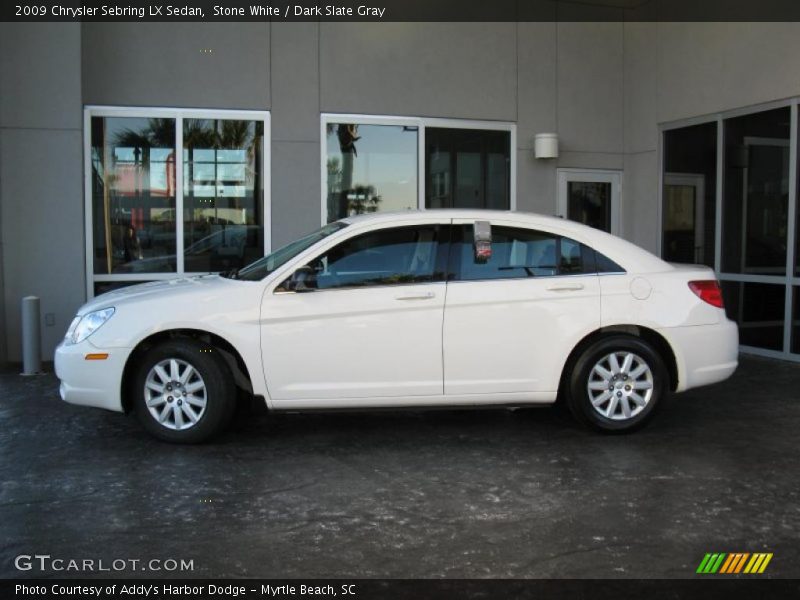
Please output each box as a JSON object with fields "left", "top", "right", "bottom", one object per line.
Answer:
{"left": 557, "top": 169, "right": 621, "bottom": 235}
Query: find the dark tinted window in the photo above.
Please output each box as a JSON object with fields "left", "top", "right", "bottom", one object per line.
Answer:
{"left": 451, "top": 225, "right": 598, "bottom": 281}
{"left": 426, "top": 128, "right": 511, "bottom": 210}
{"left": 595, "top": 250, "right": 625, "bottom": 274}
{"left": 310, "top": 225, "right": 445, "bottom": 289}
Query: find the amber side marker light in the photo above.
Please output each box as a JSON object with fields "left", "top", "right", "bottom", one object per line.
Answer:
{"left": 84, "top": 353, "right": 109, "bottom": 360}
{"left": 688, "top": 280, "right": 724, "bottom": 309}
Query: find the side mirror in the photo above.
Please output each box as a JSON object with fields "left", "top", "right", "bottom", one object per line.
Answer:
{"left": 473, "top": 220, "right": 492, "bottom": 264}
{"left": 289, "top": 265, "right": 317, "bottom": 292}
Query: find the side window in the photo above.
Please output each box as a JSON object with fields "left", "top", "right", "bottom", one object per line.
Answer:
{"left": 309, "top": 225, "right": 444, "bottom": 290}
{"left": 452, "top": 225, "right": 601, "bottom": 280}
{"left": 560, "top": 237, "right": 595, "bottom": 275}
{"left": 594, "top": 250, "right": 626, "bottom": 274}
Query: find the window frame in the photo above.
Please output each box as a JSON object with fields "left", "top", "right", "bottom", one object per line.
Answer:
{"left": 319, "top": 113, "right": 517, "bottom": 226}
{"left": 83, "top": 106, "right": 271, "bottom": 299}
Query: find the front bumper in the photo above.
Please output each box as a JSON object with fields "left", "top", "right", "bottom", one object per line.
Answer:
{"left": 54, "top": 341, "right": 132, "bottom": 412}
{"left": 659, "top": 318, "right": 739, "bottom": 393}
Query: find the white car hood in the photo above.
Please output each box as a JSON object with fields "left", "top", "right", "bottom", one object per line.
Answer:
{"left": 79, "top": 275, "right": 235, "bottom": 314}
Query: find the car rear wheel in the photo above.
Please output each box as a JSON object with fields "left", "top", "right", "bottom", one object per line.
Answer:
{"left": 566, "top": 336, "right": 666, "bottom": 433}
{"left": 132, "top": 339, "right": 236, "bottom": 443}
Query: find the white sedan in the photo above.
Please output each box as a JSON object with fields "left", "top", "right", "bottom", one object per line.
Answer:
{"left": 55, "top": 210, "right": 738, "bottom": 443}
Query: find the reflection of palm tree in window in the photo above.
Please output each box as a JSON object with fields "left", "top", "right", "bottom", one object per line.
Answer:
{"left": 327, "top": 123, "right": 383, "bottom": 219}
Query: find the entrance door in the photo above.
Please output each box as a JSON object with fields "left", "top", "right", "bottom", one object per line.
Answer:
{"left": 557, "top": 169, "right": 621, "bottom": 235}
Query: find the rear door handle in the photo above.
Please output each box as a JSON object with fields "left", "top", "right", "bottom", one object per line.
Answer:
{"left": 546, "top": 282, "right": 584, "bottom": 292}
{"left": 395, "top": 291, "right": 436, "bottom": 301}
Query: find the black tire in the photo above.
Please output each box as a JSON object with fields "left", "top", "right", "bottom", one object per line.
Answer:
{"left": 132, "top": 338, "right": 236, "bottom": 443}
{"left": 565, "top": 335, "right": 666, "bottom": 433}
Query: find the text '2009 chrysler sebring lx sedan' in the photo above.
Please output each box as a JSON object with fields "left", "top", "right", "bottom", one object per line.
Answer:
{"left": 55, "top": 210, "right": 738, "bottom": 443}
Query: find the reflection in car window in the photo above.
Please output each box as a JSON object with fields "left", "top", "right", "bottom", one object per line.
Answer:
{"left": 309, "top": 225, "right": 444, "bottom": 289}
{"left": 453, "top": 225, "right": 605, "bottom": 280}
{"left": 235, "top": 222, "right": 348, "bottom": 281}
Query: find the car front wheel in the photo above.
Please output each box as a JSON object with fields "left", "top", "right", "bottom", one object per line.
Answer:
{"left": 132, "top": 339, "right": 236, "bottom": 443}
{"left": 566, "top": 336, "right": 666, "bottom": 433}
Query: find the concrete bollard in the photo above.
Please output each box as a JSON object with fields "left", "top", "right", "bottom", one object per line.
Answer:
{"left": 21, "top": 296, "right": 42, "bottom": 376}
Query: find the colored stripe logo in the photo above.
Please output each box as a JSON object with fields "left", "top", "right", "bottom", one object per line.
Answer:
{"left": 697, "top": 552, "right": 773, "bottom": 574}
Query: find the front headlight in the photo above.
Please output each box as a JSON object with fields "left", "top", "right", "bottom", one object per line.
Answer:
{"left": 64, "top": 308, "right": 115, "bottom": 345}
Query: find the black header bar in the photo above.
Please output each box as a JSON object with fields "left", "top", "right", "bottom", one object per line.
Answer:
{"left": 7, "top": 0, "right": 800, "bottom": 22}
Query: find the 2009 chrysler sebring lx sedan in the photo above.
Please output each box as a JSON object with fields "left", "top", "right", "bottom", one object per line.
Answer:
{"left": 55, "top": 210, "right": 738, "bottom": 443}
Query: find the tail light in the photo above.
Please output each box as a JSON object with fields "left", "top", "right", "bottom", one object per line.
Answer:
{"left": 688, "top": 280, "right": 724, "bottom": 308}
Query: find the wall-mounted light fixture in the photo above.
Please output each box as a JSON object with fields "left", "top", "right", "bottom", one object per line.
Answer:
{"left": 534, "top": 133, "right": 559, "bottom": 159}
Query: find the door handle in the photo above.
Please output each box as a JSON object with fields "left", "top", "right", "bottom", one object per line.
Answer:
{"left": 395, "top": 291, "right": 436, "bottom": 301}
{"left": 546, "top": 282, "right": 584, "bottom": 292}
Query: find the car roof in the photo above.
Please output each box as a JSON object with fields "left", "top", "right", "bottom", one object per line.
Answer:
{"left": 340, "top": 209, "right": 670, "bottom": 273}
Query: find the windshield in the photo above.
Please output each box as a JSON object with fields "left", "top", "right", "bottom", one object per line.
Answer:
{"left": 232, "top": 221, "right": 349, "bottom": 281}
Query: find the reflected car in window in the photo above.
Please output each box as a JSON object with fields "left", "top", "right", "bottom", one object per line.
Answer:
{"left": 113, "top": 225, "right": 263, "bottom": 274}
{"left": 55, "top": 210, "right": 738, "bottom": 443}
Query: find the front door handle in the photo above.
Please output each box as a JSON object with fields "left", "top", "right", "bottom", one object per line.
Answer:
{"left": 395, "top": 291, "right": 436, "bottom": 301}
{"left": 546, "top": 282, "right": 584, "bottom": 292}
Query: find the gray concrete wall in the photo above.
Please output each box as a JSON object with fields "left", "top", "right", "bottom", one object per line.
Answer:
{"left": 0, "top": 23, "right": 83, "bottom": 364}
{"left": 81, "top": 23, "right": 270, "bottom": 109}
{"left": 271, "top": 22, "right": 321, "bottom": 248}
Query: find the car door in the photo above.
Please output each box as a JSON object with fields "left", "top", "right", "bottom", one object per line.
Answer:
{"left": 443, "top": 218, "right": 601, "bottom": 395}
{"left": 261, "top": 220, "right": 449, "bottom": 402}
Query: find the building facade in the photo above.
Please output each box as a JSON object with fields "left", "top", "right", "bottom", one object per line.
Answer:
{"left": 2, "top": 7, "right": 800, "bottom": 366}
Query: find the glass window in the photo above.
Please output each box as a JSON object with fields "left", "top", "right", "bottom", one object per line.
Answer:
{"left": 425, "top": 128, "right": 510, "bottom": 210}
{"left": 325, "top": 123, "right": 418, "bottom": 222}
{"left": 721, "top": 281, "right": 786, "bottom": 351}
{"left": 662, "top": 122, "right": 718, "bottom": 267}
{"left": 595, "top": 250, "right": 625, "bottom": 274}
{"left": 89, "top": 110, "right": 268, "bottom": 289}
{"left": 452, "top": 225, "right": 596, "bottom": 281}
{"left": 306, "top": 225, "right": 444, "bottom": 289}
{"left": 567, "top": 181, "right": 612, "bottom": 232}
{"left": 90, "top": 117, "right": 177, "bottom": 274}
{"left": 183, "top": 119, "right": 265, "bottom": 273}
{"left": 722, "top": 107, "right": 790, "bottom": 275}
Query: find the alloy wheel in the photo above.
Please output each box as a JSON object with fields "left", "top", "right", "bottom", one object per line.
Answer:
{"left": 144, "top": 358, "right": 207, "bottom": 430}
{"left": 586, "top": 351, "right": 654, "bottom": 421}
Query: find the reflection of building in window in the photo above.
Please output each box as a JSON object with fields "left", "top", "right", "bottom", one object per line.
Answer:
{"left": 183, "top": 119, "right": 263, "bottom": 267}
